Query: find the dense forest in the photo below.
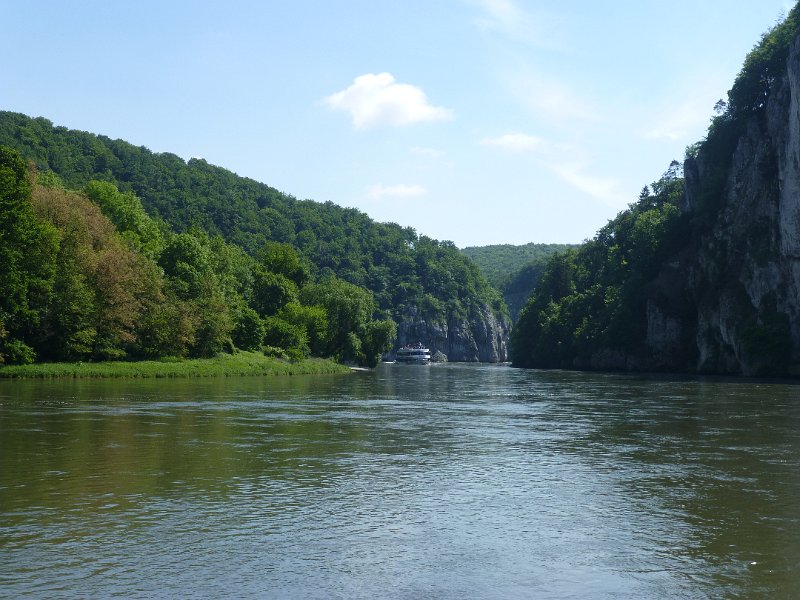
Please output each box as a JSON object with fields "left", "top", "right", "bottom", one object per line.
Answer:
{"left": 461, "top": 243, "right": 574, "bottom": 321}
{"left": 512, "top": 5, "right": 800, "bottom": 374}
{"left": 461, "top": 243, "right": 575, "bottom": 288}
{"left": 0, "top": 146, "right": 396, "bottom": 366}
{"left": 511, "top": 165, "right": 687, "bottom": 368}
{"left": 0, "top": 113, "right": 505, "bottom": 366}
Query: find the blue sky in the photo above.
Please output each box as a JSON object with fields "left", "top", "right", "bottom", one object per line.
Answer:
{"left": 3, "top": 0, "right": 794, "bottom": 247}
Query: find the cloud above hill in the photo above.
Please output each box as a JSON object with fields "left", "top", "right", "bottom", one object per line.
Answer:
{"left": 324, "top": 73, "right": 453, "bottom": 129}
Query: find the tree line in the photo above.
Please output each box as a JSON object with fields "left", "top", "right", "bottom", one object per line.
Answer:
{"left": 0, "top": 146, "right": 395, "bottom": 366}
{"left": 0, "top": 111, "right": 506, "bottom": 362}
{"left": 511, "top": 168, "right": 687, "bottom": 368}
{"left": 461, "top": 243, "right": 575, "bottom": 322}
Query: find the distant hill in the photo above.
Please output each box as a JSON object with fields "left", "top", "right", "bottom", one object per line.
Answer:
{"left": 462, "top": 243, "right": 575, "bottom": 321}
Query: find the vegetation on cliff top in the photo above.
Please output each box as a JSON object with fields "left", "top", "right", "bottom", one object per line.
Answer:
{"left": 689, "top": 5, "right": 800, "bottom": 221}
{"left": 511, "top": 3, "right": 800, "bottom": 371}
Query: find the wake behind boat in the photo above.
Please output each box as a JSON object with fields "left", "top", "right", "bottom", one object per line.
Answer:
{"left": 396, "top": 343, "right": 431, "bottom": 364}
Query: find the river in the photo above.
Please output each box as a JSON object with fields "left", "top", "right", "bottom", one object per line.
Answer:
{"left": 1, "top": 363, "right": 799, "bottom": 598}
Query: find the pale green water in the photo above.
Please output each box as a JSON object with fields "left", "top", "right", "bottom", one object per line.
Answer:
{"left": 1, "top": 363, "right": 799, "bottom": 598}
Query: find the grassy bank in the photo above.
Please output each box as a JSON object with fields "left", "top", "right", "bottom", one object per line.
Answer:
{"left": 0, "top": 351, "right": 351, "bottom": 379}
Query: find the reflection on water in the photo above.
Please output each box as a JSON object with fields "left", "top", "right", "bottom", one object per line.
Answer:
{"left": 1, "top": 365, "right": 799, "bottom": 598}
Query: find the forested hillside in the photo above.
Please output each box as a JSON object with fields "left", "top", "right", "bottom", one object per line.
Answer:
{"left": 512, "top": 5, "right": 800, "bottom": 376}
{"left": 461, "top": 243, "right": 574, "bottom": 321}
{"left": 0, "top": 112, "right": 508, "bottom": 365}
{"left": 461, "top": 243, "right": 574, "bottom": 288}
{"left": 0, "top": 145, "right": 396, "bottom": 366}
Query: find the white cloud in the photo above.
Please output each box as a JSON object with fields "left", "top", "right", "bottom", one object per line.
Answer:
{"left": 366, "top": 183, "right": 427, "bottom": 200}
{"left": 473, "top": 0, "right": 521, "bottom": 31}
{"left": 550, "top": 162, "right": 626, "bottom": 208}
{"left": 468, "top": 0, "right": 560, "bottom": 48}
{"left": 480, "top": 132, "right": 545, "bottom": 152}
{"left": 500, "top": 68, "right": 597, "bottom": 122}
{"left": 324, "top": 73, "right": 453, "bottom": 129}
{"left": 479, "top": 131, "right": 624, "bottom": 207}
{"left": 642, "top": 74, "right": 734, "bottom": 143}
{"left": 644, "top": 127, "right": 687, "bottom": 142}
{"left": 644, "top": 100, "right": 709, "bottom": 141}
{"left": 534, "top": 85, "right": 595, "bottom": 120}
{"left": 518, "top": 77, "right": 596, "bottom": 121}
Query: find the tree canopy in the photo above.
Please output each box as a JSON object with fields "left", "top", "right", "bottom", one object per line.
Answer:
{"left": 0, "top": 111, "right": 505, "bottom": 366}
{"left": 462, "top": 242, "right": 576, "bottom": 322}
{"left": 0, "top": 107, "right": 506, "bottom": 366}
{"left": 0, "top": 148, "right": 59, "bottom": 363}
{"left": 0, "top": 146, "right": 403, "bottom": 366}
{"left": 511, "top": 168, "right": 688, "bottom": 368}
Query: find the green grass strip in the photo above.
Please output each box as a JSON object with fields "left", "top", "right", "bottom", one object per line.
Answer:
{"left": 0, "top": 352, "right": 350, "bottom": 379}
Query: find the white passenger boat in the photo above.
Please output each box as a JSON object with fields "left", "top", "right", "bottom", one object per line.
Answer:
{"left": 396, "top": 343, "right": 431, "bottom": 364}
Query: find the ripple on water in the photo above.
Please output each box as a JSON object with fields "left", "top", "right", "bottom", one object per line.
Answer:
{"left": 1, "top": 365, "right": 800, "bottom": 598}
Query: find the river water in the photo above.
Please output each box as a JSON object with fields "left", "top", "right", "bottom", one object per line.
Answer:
{"left": 1, "top": 363, "right": 799, "bottom": 598}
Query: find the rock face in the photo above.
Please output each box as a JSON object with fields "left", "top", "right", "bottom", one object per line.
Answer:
{"left": 639, "top": 34, "right": 800, "bottom": 375}
{"left": 391, "top": 304, "right": 510, "bottom": 362}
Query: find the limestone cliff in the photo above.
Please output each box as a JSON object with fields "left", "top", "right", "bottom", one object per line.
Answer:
{"left": 641, "top": 33, "right": 800, "bottom": 375}
{"left": 391, "top": 304, "right": 510, "bottom": 362}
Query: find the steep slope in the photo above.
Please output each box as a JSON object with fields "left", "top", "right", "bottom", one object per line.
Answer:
{"left": 0, "top": 112, "right": 509, "bottom": 362}
{"left": 513, "top": 7, "right": 800, "bottom": 376}
{"left": 656, "top": 26, "right": 800, "bottom": 375}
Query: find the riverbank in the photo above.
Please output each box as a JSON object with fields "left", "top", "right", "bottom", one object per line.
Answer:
{"left": 0, "top": 351, "right": 350, "bottom": 379}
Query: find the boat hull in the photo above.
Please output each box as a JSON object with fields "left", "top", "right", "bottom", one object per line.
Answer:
{"left": 396, "top": 347, "right": 431, "bottom": 364}
{"left": 395, "top": 356, "right": 431, "bottom": 364}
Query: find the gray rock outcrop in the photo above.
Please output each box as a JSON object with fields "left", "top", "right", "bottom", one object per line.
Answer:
{"left": 390, "top": 303, "right": 510, "bottom": 362}
{"left": 640, "top": 33, "right": 800, "bottom": 375}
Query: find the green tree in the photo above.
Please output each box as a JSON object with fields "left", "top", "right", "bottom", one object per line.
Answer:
{"left": 0, "top": 147, "right": 58, "bottom": 363}
{"left": 301, "top": 277, "right": 375, "bottom": 361}
{"left": 134, "top": 293, "right": 196, "bottom": 358}
{"left": 232, "top": 306, "right": 265, "bottom": 351}
{"left": 85, "top": 180, "right": 164, "bottom": 259}
{"left": 39, "top": 254, "right": 97, "bottom": 360}
{"left": 258, "top": 241, "right": 310, "bottom": 287}
{"left": 158, "top": 232, "right": 212, "bottom": 300}
{"left": 277, "top": 302, "right": 328, "bottom": 356}
{"left": 251, "top": 269, "right": 299, "bottom": 316}
{"left": 362, "top": 319, "right": 397, "bottom": 367}
{"left": 190, "top": 288, "right": 234, "bottom": 357}
{"left": 31, "top": 185, "right": 167, "bottom": 361}
{"left": 263, "top": 316, "right": 309, "bottom": 357}
{"left": 299, "top": 277, "right": 396, "bottom": 365}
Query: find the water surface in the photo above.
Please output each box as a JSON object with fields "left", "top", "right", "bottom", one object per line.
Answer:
{"left": 1, "top": 364, "right": 799, "bottom": 598}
